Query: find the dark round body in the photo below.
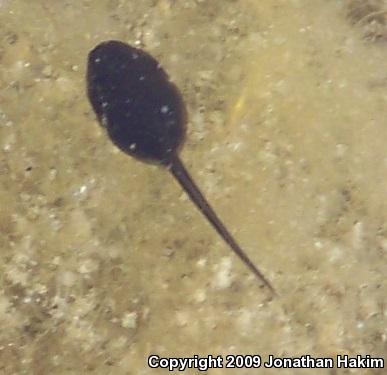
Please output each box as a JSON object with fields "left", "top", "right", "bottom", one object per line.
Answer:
{"left": 87, "top": 40, "right": 186, "bottom": 165}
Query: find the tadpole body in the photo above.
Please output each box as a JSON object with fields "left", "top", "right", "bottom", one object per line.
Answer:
{"left": 87, "top": 40, "right": 275, "bottom": 294}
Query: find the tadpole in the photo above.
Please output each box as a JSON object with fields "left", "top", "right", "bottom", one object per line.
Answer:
{"left": 86, "top": 40, "right": 275, "bottom": 295}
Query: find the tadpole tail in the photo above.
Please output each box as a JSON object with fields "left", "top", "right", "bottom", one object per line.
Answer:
{"left": 169, "top": 156, "right": 276, "bottom": 296}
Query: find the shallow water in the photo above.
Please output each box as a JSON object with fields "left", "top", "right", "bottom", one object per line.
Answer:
{"left": 0, "top": 0, "right": 386, "bottom": 374}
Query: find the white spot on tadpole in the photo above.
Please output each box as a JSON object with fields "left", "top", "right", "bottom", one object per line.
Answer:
{"left": 129, "top": 143, "right": 136, "bottom": 151}
{"left": 95, "top": 58, "right": 101, "bottom": 63}
{"left": 160, "top": 105, "right": 169, "bottom": 114}
{"left": 101, "top": 114, "right": 108, "bottom": 128}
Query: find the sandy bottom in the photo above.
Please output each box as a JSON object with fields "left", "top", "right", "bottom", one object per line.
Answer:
{"left": 0, "top": 0, "right": 386, "bottom": 374}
